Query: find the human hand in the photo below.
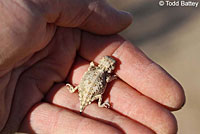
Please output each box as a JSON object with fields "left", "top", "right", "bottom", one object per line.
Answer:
{"left": 0, "top": 0, "right": 185, "bottom": 134}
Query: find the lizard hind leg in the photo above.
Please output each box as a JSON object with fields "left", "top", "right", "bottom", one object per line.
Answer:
{"left": 92, "top": 94, "right": 110, "bottom": 108}
{"left": 66, "top": 84, "right": 78, "bottom": 93}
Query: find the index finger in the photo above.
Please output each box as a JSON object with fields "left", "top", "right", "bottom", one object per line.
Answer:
{"left": 79, "top": 31, "right": 185, "bottom": 110}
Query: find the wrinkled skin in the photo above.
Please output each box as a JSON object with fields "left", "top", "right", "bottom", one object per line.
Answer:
{"left": 0, "top": 0, "right": 185, "bottom": 134}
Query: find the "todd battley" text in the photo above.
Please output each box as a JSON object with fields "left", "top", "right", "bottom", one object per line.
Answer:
{"left": 165, "top": 1, "right": 199, "bottom": 7}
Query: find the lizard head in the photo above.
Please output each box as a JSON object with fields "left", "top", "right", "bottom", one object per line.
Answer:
{"left": 98, "top": 56, "right": 116, "bottom": 73}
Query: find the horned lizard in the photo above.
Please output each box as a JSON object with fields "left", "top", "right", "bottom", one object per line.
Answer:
{"left": 66, "top": 56, "right": 117, "bottom": 113}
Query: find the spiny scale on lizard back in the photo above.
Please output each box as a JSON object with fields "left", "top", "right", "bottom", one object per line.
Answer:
{"left": 79, "top": 69, "right": 107, "bottom": 112}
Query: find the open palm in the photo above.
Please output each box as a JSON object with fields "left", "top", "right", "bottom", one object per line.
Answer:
{"left": 0, "top": 0, "right": 185, "bottom": 134}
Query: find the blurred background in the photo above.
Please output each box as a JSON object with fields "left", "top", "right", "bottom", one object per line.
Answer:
{"left": 108, "top": 0, "right": 200, "bottom": 133}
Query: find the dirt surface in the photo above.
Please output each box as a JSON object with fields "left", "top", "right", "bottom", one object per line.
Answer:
{"left": 108, "top": 0, "right": 200, "bottom": 133}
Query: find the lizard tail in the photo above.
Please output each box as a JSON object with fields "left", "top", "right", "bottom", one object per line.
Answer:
{"left": 80, "top": 105, "right": 85, "bottom": 113}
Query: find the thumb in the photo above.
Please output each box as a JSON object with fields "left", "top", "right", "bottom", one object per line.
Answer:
{"left": 0, "top": 0, "right": 132, "bottom": 74}
{"left": 38, "top": 0, "right": 133, "bottom": 34}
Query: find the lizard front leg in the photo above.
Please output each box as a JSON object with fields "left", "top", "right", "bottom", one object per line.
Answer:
{"left": 106, "top": 74, "right": 117, "bottom": 83}
{"left": 66, "top": 84, "right": 79, "bottom": 93}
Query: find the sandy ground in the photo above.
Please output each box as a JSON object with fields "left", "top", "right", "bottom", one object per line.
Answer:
{"left": 108, "top": 0, "right": 200, "bottom": 133}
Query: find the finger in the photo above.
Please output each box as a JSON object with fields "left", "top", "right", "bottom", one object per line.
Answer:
{"left": 19, "top": 103, "right": 123, "bottom": 134}
{"left": 45, "top": 83, "right": 155, "bottom": 134}
{"left": 22, "top": 0, "right": 132, "bottom": 34}
{"left": 61, "top": 56, "right": 177, "bottom": 134}
{"left": 2, "top": 28, "right": 78, "bottom": 132}
{"left": 79, "top": 32, "right": 185, "bottom": 110}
